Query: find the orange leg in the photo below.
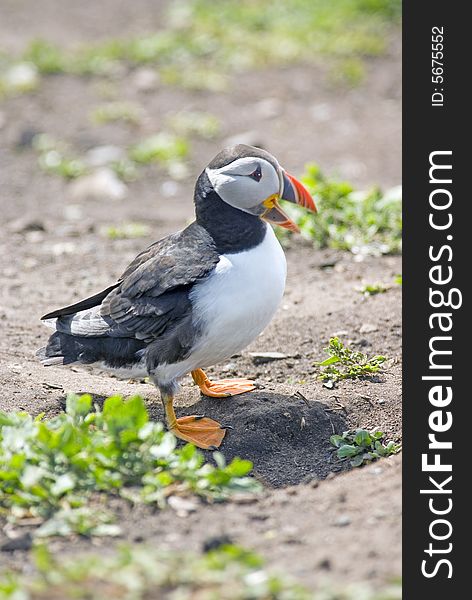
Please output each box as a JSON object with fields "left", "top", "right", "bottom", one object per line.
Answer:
{"left": 163, "top": 393, "right": 226, "bottom": 450}
{"left": 191, "top": 368, "right": 256, "bottom": 398}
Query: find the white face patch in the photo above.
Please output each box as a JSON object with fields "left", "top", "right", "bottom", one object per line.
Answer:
{"left": 206, "top": 157, "right": 282, "bottom": 213}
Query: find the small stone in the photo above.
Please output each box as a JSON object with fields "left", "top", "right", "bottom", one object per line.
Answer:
{"left": 16, "top": 127, "right": 41, "bottom": 149}
{"left": 8, "top": 217, "right": 46, "bottom": 234}
{"left": 319, "top": 558, "right": 332, "bottom": 570}
{"left": 68, "top": 168, "right": 127, "bottom": 202}
{"left": 3, "top": 63, "right": 39, "bottom": 93}
{"left": 50, "top": 242, "right": 77, "bottom": 256}
{"left": 359, "top": 323, "right": 378, "bottom": 334}
{"left": 132, "top": 67, "right": 160, "bottom": 92}
{"left": 84, "top": 145, "right": 126, "bottom": 168}
{"left": 219, "top": 362, "right": 237, "bottom": 373}
{"left": 160, "top": 180, "right": 180, "bottom": 198}
{"left": 255, "top": 98, "right": 283, "bottom": 119}
{"left": 249, "top": 351, "right": 288, "bottom": 364}
{"left": 168, "top": 496, "right": 197, "bottom": 517}
{"left": 167, "top": 161, "right": 190, "bottom": 181}
{"left": 334, "top": 515, "right": 351, "bottom": 527}
{"left": 25, "top": 230, "right": 45, "bottom": 243}
{"left": 203, "top": 535, "right": 234, "bottom": 553}
{"left": 232, "top": 494, "right": 259, "bottom": 505}
{"left": 63, "top": 204, "right": 84, "bottom": 221}
{"left": 1, "top": 532, "right": 33, "bottom": 552}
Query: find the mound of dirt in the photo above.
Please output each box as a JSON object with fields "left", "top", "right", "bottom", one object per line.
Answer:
{"left": 178, "top": 392, "right": 349, "bottom": 486}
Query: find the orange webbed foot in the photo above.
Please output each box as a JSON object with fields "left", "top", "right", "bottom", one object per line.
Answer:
{"left": 170, "top": 415, "right": 227, "bottom": 449}
{"left": 191, "top": 368, "right": 256, "bottom": 398}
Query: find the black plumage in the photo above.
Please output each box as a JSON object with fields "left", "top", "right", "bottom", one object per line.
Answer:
{"left": 38, "top": 222, "right": 220, "bottom": 370}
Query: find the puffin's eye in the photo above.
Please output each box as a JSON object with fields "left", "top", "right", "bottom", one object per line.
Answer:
{"left": 248, "top": 165, "right": 262, "bottom": 182}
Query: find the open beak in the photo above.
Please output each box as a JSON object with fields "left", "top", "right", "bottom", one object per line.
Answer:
{"left": 261, "top": 171, "right": 317, "bottom": 232}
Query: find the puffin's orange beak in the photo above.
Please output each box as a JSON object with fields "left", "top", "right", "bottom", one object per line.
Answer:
{"left": 261, "top": 171, "right": 317, "bottom": 232}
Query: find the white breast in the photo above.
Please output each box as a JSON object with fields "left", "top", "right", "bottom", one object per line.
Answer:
{"left": 155, "top": 224, "right": 286, "bottom": 385}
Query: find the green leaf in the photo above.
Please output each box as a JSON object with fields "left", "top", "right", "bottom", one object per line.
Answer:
{"left": 337, "top": 444, "right": 360, "bottom": 459}
{"left": 226, "top": 458, "right": 253, "bottom": 477}
{"left": 330, "top": 434, "right": 344, "bottom": 448}
{"left": 350, "top": 454, "right": 365, "bottom": 467}
{"left": 317, "top": 356, "right": 341, "bottom": 367}
{"left": 66, "top": 393, "right": 92, "bottom": 418}
{"left": 354, "top": 429, "right": 372, "bottom": 447}
{"left": 50, "top": 473, "right": 76, "bottom": 497}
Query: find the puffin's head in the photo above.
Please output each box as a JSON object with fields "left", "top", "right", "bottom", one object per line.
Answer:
{"left": 204, "top": 144, "right": 316, "bottom": 232}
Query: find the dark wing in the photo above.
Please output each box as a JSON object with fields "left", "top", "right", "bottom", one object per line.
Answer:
{"left": 41, "top": 285, "right": 119, "bottom": 320}
{"left": 42, "top": 222, "right": 219, "bottom": 344}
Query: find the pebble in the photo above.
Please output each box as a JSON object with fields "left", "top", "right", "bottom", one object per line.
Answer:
{"left": 334, "top": 515, "right": 351, "bottom": 527}
{"left": 202, "top": 535, "right": 233, "bottom": 553}
{"left": 68, "top": 168, "right": 127, "bottom": 202}
{"left": 132, "top": 67, "right": 160, "bottom": 92}
{"left": 232, "top": 494, "right": 259, "bottom": 505}
{"left": 63, "top": 204, "right": 84, "bottom": 221}
{"left": 50, "top": 242, "right": 77, "bottom": 256}
{"left": 16, "top": 127, "right": 41, "bottom": 149}
{"left": 1, "top": 532, "right": 33, "bottom": 552}
{"left": 249, "top": 351, "right": 288, "bottom": 364}
{"left": 8, "top": 217, "right": 46, "bottom": 234}
{"left": 219, "top": 362, "right": 237, "bottom": 373}
{"left": 84, "top": 145, "right": 126, "bottom": 168}
{"left": 160, "top": 180, "right": 180, "bottom": 198}
{"left": 3, "top": 63, "right": 39, "bottom": 93}
{"left": 359, "top": 323, "right": 379, "bottom": 334}
{"left": 167, "top": 496, "right": 197, "bottom": 517}
{"left": 255, "top": 97, "right": 283, "bottom": 119}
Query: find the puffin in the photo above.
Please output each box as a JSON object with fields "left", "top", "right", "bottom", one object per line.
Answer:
{"left": 37, "top": 144, "right": 316, "bottom": 449}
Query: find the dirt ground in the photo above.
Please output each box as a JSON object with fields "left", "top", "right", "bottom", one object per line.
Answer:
{"left": 0, "top": 0, "right": 402, "bottom": 592}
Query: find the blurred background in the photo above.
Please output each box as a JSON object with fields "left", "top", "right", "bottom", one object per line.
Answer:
{"left": 1, "top": 0, "right": 401, "bottom": 229}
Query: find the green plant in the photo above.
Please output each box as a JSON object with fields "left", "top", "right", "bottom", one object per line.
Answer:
{"left": 316, "top": 337, "right": 387, "bottom": 383}
{"left": 22, "top": 39, "right": 67, "bottom": 74}
{"left": 358, "top": 282, "right": 389, "bottom": 296}
{"left": 279, "top": 164, "right": 402, "bottom": 256}
{"left": 32, "top": 134, "right": 87, "bottom": 179}
{"left": 4, "top": 0, "right": 400, "bottom": 97}
{"left": 91, "top": 101, "right": 142, "bottom": 125}
{"left": 168, "top": 111, "right": 221, "bottom": 139}
{"left": 101, "top": 223, "right": 151, "bottom": 240}
{"left": 0, "top": 543, "right": 311, "bottom": 600}
{"left": 129, "top": 133, "right": 189, "bottom": 165}
{"left": 330, "top": 428, "right": 401, "bottom": 467}
{"left": 0, "top": 394, "right": 260, "bottom": 537}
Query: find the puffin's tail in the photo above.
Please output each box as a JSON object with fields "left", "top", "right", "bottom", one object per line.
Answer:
{"left": 36, "top": 330, "right": 94, "bottom": 366}
{"left": 36, "top": 328, "right": 146, "bottom": 368}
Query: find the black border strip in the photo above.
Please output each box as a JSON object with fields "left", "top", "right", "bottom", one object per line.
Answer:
{"left": 403, "top": 1, "right": 467, "bottom": 596}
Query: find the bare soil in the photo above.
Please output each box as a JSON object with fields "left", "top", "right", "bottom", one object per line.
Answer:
{"left": 0, "top": 0, "right": 401, "bottom": 592}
